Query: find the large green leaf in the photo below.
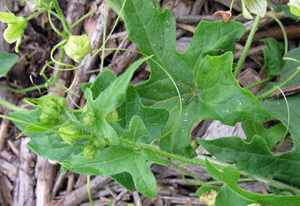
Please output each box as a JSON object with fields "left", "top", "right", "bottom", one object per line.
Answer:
{"left": 84, "top": 57, "right": 150, "bottom": 145}
{"left": 0, "top": 51, "right": 18, "bottom": 77}
{"left": 108, "top": 0, "right": 272, "bottom": 157}
{"left": 117, "top": 85, "right": 169, "bottom": 143}
{"left": 197, "top": 53, "right": 271, "bottom": 125}
{"left": 196, "top": 159, "right": 300, "bottom": 206}
{"left": 62, "top": 115, "right": 168, "bottom": 197}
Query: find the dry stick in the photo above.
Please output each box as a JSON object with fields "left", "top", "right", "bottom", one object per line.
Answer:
{"left": 62, "top": 176, "right": 112, "bottom": 206}
{"left": 67, "top": 3, "right": 114, "bottom": 109}
{"left": 14, "top": 138, "right": 36, "bottom": 206}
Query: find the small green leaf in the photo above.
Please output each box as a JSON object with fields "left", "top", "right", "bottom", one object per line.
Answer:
{"left": 84, "top": 57, "right": 151, "bottom": 145}
{"left": 117, "top": 85, "right": 169, "bottom": 143}
{"left": 241, "top": 0, "right": 254, "bottom": 19}
{"left": 263, "top": 94, "right": 300, "bottom": 187}
{"left": 111, "top": 172, "right": 135, "bottom": 191}
{"left": 0, "top": 51, "right": 18, "bottom": 77}
{"left": 81, "top": 69, "right": 117, "bottom": 99}
{"left": 261, "top": 38, "right": 284, "bottom": 75}
{"left": 242, "top": 120, "right": 286, "bottom": 148}
{"left": 112, "top": 115, "right": 151, "bottom": 143}
{"left": 275, "top": 5, "right": 300, "bottom": 19}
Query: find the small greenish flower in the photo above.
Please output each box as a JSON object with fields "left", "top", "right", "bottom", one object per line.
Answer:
{"left": 105, "top": 108, "right": 118, "bottom": 123}
{"left": 59, "top": 124, "right": 82, "bottom": 145}
{"left": 288, "top": 0, "right": 300, "bottom": 19}
{"left": 199, "top": 190, "right": 218, "bottom": 206}
{"left": 247, "top": 203, "right": 261, "bottom": 206}
{"left": 64, "top": 35, "right": 92, "bottom": 63}
{"left": 0, "top": 12, "right": 27, "bottom": 53}
{"left": 83, "top": 112, "right": 96, "bottom": 128}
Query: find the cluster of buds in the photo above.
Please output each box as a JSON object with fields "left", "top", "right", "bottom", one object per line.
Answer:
{"left": 84, "top": 137, "right": 106, "bottom": 160}
{"left": 59, "top": 123, "right": 82, "bottom": 145}
{"left": 37, "top": 95, "right": 67, "bottom": 124}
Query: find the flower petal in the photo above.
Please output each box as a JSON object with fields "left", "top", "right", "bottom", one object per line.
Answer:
{"left": 0, "top": 12, "right": 18, "bottom": 24}
{"left": 4, "top": 25, "right": 20, "bottom": 44}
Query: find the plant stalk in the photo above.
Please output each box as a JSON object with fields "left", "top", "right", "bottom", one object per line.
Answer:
{"left": 234, "top": 15, "right": 261, "bottom": 78}
{"left": 256, "top": 66, "right": 300, "bottom": 100}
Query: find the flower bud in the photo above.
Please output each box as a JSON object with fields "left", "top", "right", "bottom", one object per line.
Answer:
{"left": 105, "top": 109, "right": 118, "bottom": 122}
{"left": 92, "top": 136, "right": 106, "bottom": 151}
{"left": 40, "top": 112, "right": 50, "bottom": 123}
{"left": 59, "top": 124, "right": 82, "bottom": 145}
{"left": 57, "top": 97, "right": 67, "bottom": 109}
{"left": 64, "top": 35, "right": 92, "bottom": 63}
{"left": 84, "top": 145, "right": 97, "bottom": 160}
{"left": 199, "top": 190, "right": 218, "bottom": 206}
{"left": 83, "top": 112, "right": 96, "bottom": 128}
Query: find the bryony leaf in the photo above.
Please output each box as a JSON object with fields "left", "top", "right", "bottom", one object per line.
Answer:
{"left": 0, "top": 51, "right": 18, "bottom": 78}
{"left": 84, "top": 57, "right": 151, "bottom": 145}
{"left": 10, "top": 109, "right": 87, "bottom": 161}
{"left": 62, "top": 116, "right": 168, "bottom": 197}
{"left": 111, "top": 0, "right": 251, "bottom": 157}
{"left": 117, "top": 85, "right": 169, "bottom": 143}
{"left": 242, "top": 120, "right": 286, "bottom": 148}
{"left": 263, "top": 94, "right": 300, "bottom": 187}
{"left": 195, "top": 159, "right": 300, "bottom": 206}
{"left": 197, "top": 53, "right": 271, "bottom": 125}
{"left": 261, "top": 38, "right": 284, "bottom": 75}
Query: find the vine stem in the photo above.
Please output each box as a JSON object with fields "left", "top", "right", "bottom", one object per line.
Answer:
{"left": 233, "top": 15, "right": 261, "bottom": 78}
{"left": 52, "top": 0, "right": 71, "bottom": 36}
{"left": 87, "top": 175, "right": 95, "bottom": 206}
{"left": 119, "top": 138, "right": 300, "bottom": 195}
{"left": 256, "top": 66, "right": 300, "bottom": 100}
{"left": 0, "top": 97, "right": 26, "bottom": 111}
{"left": 265, "top": 13, "right": 288, "bottom": 55}
{"left": 244, "top": 75, "right": 276, "bottom": 90}
{"left": 0, "top": 83, "right": 48, "bottom": 94}
{"left": 26, "top": 5, "right": 54, "bottom": 21}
